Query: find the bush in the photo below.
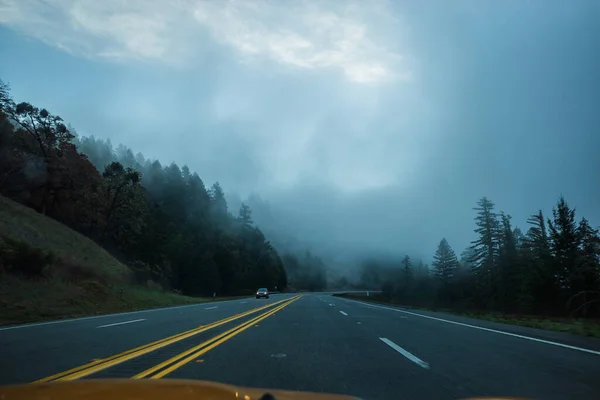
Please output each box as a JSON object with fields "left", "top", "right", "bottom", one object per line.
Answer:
{"left": 0, "top": 236, "right": 55, "bottom": 277}
{"left": 145, "top": 280, "right": 163, "bottom": 292}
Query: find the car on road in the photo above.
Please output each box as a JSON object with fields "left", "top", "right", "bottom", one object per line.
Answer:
{"left": 256, "top": 288, "right": 269, "bottom": 299}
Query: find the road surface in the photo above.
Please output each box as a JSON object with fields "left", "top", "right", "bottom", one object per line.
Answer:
{"left": 1, "top": 293, "right": 600, "bottom": 400}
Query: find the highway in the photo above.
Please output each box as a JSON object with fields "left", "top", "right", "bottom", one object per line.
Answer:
{"left": 1, "top": 293, "right": 600, "bottom": 400}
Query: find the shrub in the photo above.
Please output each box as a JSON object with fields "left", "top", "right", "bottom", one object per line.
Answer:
{"left": 0, "top": 236, "right": 55, "bottom": 277}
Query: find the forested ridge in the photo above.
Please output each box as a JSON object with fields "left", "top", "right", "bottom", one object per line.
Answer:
{"left": 0, "top": 80, "right": 308, "bottom": 295}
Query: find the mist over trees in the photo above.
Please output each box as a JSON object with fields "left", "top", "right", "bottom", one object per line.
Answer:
{"left": 0, "top": 80, "right": 333, "bottom": 294}
{"left": 2, "top": 79, "right": 599, "bottom": 318}
{"left": 370, "top": 196, "right": 600, "bottom": 317}
{"left": 0, "top": 81, "right": 289, "bottom": 295}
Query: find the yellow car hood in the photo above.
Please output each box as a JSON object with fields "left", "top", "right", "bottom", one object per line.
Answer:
{"left": 0, "top": 379, "right": 529, "bottom": 400}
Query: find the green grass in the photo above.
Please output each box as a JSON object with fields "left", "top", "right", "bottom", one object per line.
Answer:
{"left": 0, "top": 275, "right": 249, "bottom": 325}
{"left": 461, "top": 312, "right": 600, "bottom": 338}
{"left": 335, "top": 293, "right": 600, "bottom": 338}
{"left": 0, "top": 195, "right": 129, "bottom": 280}
{"left": 0, "top": 195, "right": 249, "bottom": 325}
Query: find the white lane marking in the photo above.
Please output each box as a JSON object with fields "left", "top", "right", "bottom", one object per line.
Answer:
{"left": 239, "top": 301, "right": 248, "bottom": 304}
{"left": 380, "top": 338, "right": 430, "bottom": 369}
{"left": 340, "top": 298, "right": 600, "bottom": 357}
{"left": 339, "top": 311, "right": 348, "bottom": 316}
{"left": 204, "top": 306, "right": 218, "bottom": 310}
{"left": 0, "top": 296, "right": 268, "bottom": 331}
{"left": 96, "top": 319, "right": 145, "bottom": 329}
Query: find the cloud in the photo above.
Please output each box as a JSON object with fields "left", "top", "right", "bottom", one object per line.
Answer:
{"left": 0, "top": 0, "right": 191, "bottom": 65}
{"left": 192, "top": 0, "right": 409, "bottom": 84}
{"left": 0, "top": 0, "right": 410, "bottom": 84}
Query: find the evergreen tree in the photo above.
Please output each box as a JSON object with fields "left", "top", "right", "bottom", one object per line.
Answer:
{"left": 469, "top": 197, "right": 500, "bottom": 307}
{"left": 402, "top": 255, "right": 413, "bottom": 282}
{"left": 548, "top": 196, "right": 580, "bottom": 300}
{"left": 497, "top": 212, "right": 520, "bottom": 311}
{"left": 237, "top": 203, "right": 253, "bottom": 226}
{"left": 569, "top": 218, "right": 600, "bottom": 315}
{"left": 432, "top": 238, "right": 459, "bottom": 284}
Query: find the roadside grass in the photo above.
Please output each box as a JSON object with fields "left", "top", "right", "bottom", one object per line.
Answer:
{"left": 0, "top": 195, "right": 250, "bottom": 325}
{"left": 0, "top": 274, "right": 250, "bottom": 325}
{"left": 334, "top": 293, "right": 600, "bottom": 339}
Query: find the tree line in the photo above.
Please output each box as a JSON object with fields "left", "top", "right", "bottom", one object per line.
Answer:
{"left": 369, "top": 196, "right": 600, "bottom": 317}
{"left": 0, "top": 80, "right": 299, "bottom": 295}
{"left": 74, "top": 135, "right": 329, "bottom": 292}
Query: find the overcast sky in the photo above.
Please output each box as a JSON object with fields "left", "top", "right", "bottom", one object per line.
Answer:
{"left": 1, "top": 0, "right": 599, "bottom": 263}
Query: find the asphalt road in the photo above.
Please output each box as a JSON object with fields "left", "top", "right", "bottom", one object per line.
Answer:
{"left": 1, "top": 293, "right": 600, "bottom": 400}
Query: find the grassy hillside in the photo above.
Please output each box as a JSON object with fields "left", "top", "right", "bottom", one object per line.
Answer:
{"left": 0, "top": 195, "right": 219, "bottom": 325}
{"left": 0, "top": 195, "right": 130, "bottom": 280}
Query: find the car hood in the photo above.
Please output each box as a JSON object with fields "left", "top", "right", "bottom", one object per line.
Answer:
{"left": 0, "top": 378, "right": 531, "bottom": 400}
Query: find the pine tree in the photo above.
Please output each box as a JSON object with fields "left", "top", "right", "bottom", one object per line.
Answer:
{"left": 548, "top": 196, "right": 579, "bottom": 295}
{"left": 402, "top": 255, "right": 413, "bottom": 282}
{"left": 569, "top": 218, "right": 600, "bottom": 315}
{"left": 520, "top": 209, "right": 559, "bottom": 313}
{"left": 497, "top": 212, "right": 520, "bottom": 311}
{"left": 432, "top": 238, "right": 459, "bottom": 284}
{"left": 209, "top": 182, "right": 228, "bottom": 221}
{"left": 237, "top": 203, "right": 253, "bottom": 226}
{"left": 469, "top": 197, "right": 500, "bottom": 306}
{"left": 525, "top": 210, "right": 550, "bottom": 253}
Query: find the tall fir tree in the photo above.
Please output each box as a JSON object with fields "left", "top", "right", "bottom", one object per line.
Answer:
{"left": 432, "top": 238, "right": 459, "bottom": 284}
{"left": 548, "top": 196, "right": 580, "bottom": 298}
{"left": 469, "top": 197, "right": 500, "bottom": 307}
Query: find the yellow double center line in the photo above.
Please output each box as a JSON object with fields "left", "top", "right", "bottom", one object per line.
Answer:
{"left": 36, "top": 296, "right": 299, "bottom": 382}
{"left": 135, "top": 295, "right": 301, "bottom": 379}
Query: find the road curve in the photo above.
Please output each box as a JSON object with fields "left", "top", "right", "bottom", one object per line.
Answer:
{"left": 1, "top": 293, "right": 600, "bottom": 400}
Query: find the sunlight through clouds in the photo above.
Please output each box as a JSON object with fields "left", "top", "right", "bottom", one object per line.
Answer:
{"left": 0, "top": 0, "right": 410, "bottom": 84}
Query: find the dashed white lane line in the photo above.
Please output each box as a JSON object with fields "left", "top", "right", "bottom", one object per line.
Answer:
{"left": 329, "top": 303, "right": 334, "bottom": 307}
{"left": 97, "top": 319, "right": 145, "bottom": 329}
{"left": 340, "top": 297, "right": 600, "bottom": 357}
{"left": 204, "top": 306, "right": 218, "bottom": 310}
{"left": 239, "top": 301, "right": 248, "bottom": 304}
{"left": 339, "top": 311, "right": 348, "bottom": 316}
{"left": 380, "top": 337, "right": 430, "bottom": 369}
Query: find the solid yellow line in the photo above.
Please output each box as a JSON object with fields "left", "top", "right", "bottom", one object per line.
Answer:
{"left": 34, "top": 320, "right": 212, "bottom": 382}
{"left": 149, "top": 296, "right": 301, "bottom": 379}
{"left": 55, "top": 297, "right": 298, "bottom": 382}
{"left": 35, "top": 297, "right": 293, "bottom": 383}
{"left": 133, "top": 297, "right": 297, "bottom": 379}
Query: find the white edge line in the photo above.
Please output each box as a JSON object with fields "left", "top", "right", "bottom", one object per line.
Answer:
{"left": 380, "top": 337, "right": 429, "bottom": 369}
{"left": 96, "top": 319, "right": 145, "bottom": 329}
{"left": 339, "top": 297, "right": 600, "bottom": 356}
{"left": 204, "top": 306, "right": 218, "bottom": 310}
{"left": 0, "top": 296, "right": 261, "bottom": 331}
{"left": 339, "top": 311, "right": 348, "bottom": 316}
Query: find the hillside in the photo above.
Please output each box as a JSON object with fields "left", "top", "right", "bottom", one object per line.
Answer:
{"left": 0, "top": 195, "right": 211, "bottom": 325}
{"left": 0, "top": 195, "right": 130, "bottom": 280}
{"left": 1, "top": 82, "right": 288, "bottom": 304}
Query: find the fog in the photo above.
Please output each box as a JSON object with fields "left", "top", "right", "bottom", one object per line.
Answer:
{"left": 1, "top": 0, "right": 599, "bottom": 276}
